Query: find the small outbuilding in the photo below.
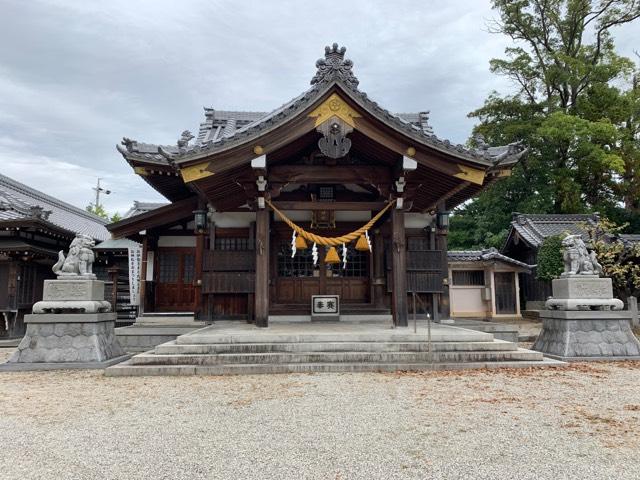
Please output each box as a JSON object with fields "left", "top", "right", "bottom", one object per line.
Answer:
{"left": 448, "top": 248, "right": 530, "bottom": 320}
{"left": 502, "top": 213, "right": 599, "bottom": 309}
{"left": 0, "top": 173, "right": 109, "bottom": 337}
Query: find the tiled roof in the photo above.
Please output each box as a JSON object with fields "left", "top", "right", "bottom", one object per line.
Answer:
{"left": 123, "top": 201, "right": 168, "bottom": 219}
{"left": 507, "top": 213, "right": 599, "bottom": 249}
{"left": 618, "top": 234, "right": 640, "bottom": 245}
{"left": 0, "top": 173, "right": 110, "bottom": 241}
{"left": 117, "top": 44, "right": 526, "bottom": 169}
{"left": 95, "top": 238, "right": 140, "bottom": 250}
{"left": 448, "top": 248, "right": 531, "bottom": 269}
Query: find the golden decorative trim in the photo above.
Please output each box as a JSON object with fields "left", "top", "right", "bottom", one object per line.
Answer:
{"left": 453, "top": 164, "right": 485, "bottom": 185}
{"left": 253, "top": 145, "right": 264, "bottom": 155}
{"left": 133, "top": 166, "right": 149, "bottom": 176}
{"left": 180, "top": 162, "right": 214, "bottom": 183}
{"left": 308, "top": 93, "right": 361, "bottom": 128}
{"left": 495, "top": 169, "right": 512, "bottom": 177}
{"left": 405, "top": 146, "right": 416, "bottom": 157}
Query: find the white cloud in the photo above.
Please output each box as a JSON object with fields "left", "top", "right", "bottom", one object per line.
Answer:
{"left": 0, "top": 0, "right": 637, "bottom": 211}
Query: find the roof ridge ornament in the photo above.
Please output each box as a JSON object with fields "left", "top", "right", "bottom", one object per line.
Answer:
{"left": 311, "top": 43, "right": 359, "bottom": 89}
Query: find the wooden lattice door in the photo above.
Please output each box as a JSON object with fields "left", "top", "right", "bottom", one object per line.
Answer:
{"left": 155, "top": 248, "right": 195, "bottom": 312}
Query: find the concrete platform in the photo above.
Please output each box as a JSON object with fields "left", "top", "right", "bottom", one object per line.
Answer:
{"left": 106, "top": 321, "right": 563, "bottom": 376}
{"left": 176, "top": 322, "right": 494, "bottom": 345}
{"left": 116, "top": 325, "right": 208, "bottom": 352}
{"left": 0, "top": 354, "right": 131, "bottom": 371}
{"left": 446, "top": 319, "right": 520, "bottom": 342}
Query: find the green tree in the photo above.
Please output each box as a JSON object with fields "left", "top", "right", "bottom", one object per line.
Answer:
{"left": 585, "top": 218, "right": 640, "bottom": 299}
{"left": 86, "top": 203, "right": 122, "bottom": 223}
{"left": 536, "top": 235, "right": 564, "bottom": 280}
{"left": 450, "top": 0, "right": 640, "bottom": 250}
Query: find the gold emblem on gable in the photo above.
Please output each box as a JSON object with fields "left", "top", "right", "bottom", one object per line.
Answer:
{"left": 308, "top": 93, "right": 361, "bottom": 128}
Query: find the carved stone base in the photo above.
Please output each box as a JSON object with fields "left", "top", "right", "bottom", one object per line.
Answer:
{"left": 545, "top": 276, "right": 623, "bottom": 310}
{"left": 5, "top": 313, "right": 125, "bottom": 365}
{"left": 33, "top": 279, "right": 111, "bottom": 314}
{"left": 533, "top": 310, "right": 640, "bottom": 360}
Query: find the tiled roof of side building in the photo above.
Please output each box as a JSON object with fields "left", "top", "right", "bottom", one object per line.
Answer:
{"left": 617, "top": 234, "right": 640, "bottom": 245}
{"left": 0, "top": 173, "right": 110, "bottom": 241}
{"left": 123, "top": 201, "right": 169, "bottom": 219}
{"left": 506, "top": 213, "right": 599, "bottom": 249}
{"left": 448, "top": 248, "right": 531, "bottom": 269}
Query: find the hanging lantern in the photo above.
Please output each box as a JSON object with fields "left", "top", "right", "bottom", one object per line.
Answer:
{"left": 325, "top": 246, "right": 340, "bottom": 264}
{"left": 295, "top": 234, "right": 308, "bottom": 250}
{"left": 355, "top": 233, "right": 369, "bottom": 251}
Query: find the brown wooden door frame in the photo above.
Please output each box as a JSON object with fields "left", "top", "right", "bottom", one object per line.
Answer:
{"left": 154, "top": 247, "right": 196, "bottom": 312}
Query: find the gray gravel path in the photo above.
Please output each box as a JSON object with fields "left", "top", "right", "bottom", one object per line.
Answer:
{"left": 0, "top": 349, "right": 639, "bottom": 480}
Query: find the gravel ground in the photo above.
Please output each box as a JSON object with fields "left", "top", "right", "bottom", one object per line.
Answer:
{"left": 1, "top": 348, "right": 639, "bottom": 480}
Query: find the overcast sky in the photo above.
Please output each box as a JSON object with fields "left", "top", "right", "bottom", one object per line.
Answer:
{"left": 1, "top": 0, "right": 637, "bottom": 215}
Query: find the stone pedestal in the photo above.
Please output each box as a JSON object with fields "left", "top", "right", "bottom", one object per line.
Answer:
{"left": 533, "top": 310, "right": 640, "bottom": 361}
{"left": 0, "top": 279, "right": 128, "bottom": 371}
{"left": 545, "top": 276, "right": 624, "bottom": 310}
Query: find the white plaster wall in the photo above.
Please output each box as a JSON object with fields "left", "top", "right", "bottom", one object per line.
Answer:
{"left": 146, "top": 251, "right": 154, "bottom": 281}
{"left": 450, "top": 287, "right": 488, "bottom": 316}
{"left": 404, "top": 213, "right": 434, "bottom": 228}
{"left": 335, "top": 211, "right": 371, "bottom": 222}
{"left": 157, "top": 236, "right": 196, "bottom": 247}
{"left": 209, "top": 212, "right": 256, "bottom": 228}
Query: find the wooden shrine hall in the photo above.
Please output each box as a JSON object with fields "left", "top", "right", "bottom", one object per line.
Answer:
{"left": 108, "top": 44, "right": 526, "bottom": 328}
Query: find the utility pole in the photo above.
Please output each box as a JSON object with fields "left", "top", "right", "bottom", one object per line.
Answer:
{"left": 93, "top": 178, "right": 111, "bottom": 208}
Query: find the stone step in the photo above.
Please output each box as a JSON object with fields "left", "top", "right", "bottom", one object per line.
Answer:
{"left": 155, "top": 340, "right": 519, "bottom": 355}
{"left": 176, "top": 329, "right": 493, "bottom": 345}
{"left": 105, "top": 357, "right": 564, "bottom": 377}
{"left": 130, "top": 349, "right": 543, "bottom": 366}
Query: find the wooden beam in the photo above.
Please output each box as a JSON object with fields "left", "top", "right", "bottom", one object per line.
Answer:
{"left": 422, "top": 182, "right": 470, "bottom": 213}
{"left": 271, "top": 201, "right": 386, "bottom": 211}
{"left": 107, "top": 196, "right": 198, "bottom": 239}
{"left": 268, "top": 165, "right": 391, "bottom": 184}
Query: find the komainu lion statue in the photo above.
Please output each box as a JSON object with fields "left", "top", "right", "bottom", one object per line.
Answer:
{"left": 52, "top": 234, "right": 96, "bottom": 278}
{"left": 561, "top": 234, "right": 603, "bottom": 277}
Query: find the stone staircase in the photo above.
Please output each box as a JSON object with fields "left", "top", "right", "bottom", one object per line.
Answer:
{"left": 115, "top": 312, "right": 207, "bottom": 352}
{"left": 106, "top": 322, "right": 561, "bottom": 376}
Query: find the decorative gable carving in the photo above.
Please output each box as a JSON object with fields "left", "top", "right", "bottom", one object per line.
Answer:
{"left": 310, "top": 43, "right": 359, "bottom": 89}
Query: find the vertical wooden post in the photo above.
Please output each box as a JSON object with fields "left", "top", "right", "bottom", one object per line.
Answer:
{"left": 139, "top": 235, "right": 148, "bottom": 318}
{"left": 391, "top": 208, "right": 408, "bottom": 327}
{"left": 435, "top": 205, "right": 450, "bottom": 321}
{"left": 108, "top": 267, "right": 119, "bottom": 318}
{"left": 373, "top": 229, "right": 385, "bottom": 308}
{"left": 194, "top": 231, "right": 205, "bottom": 320}
{"left": 255, "top": 208, "right": 270, "bottom": 327}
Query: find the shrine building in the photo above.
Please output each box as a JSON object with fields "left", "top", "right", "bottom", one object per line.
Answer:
{"left": 108, "top": 44, "right": 526, "bottom": 328}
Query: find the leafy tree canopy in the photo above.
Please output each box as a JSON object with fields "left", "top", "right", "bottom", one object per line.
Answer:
{"left": 450, "top": 0, "right": 640, "bottom": 250}
{"left": 86, "top": 203, "right": 122, "bottom": 223}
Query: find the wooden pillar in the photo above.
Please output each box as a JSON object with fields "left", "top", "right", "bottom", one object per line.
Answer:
{"left": 391, "top": 208, "right": 408, "bottom": 327}
{"left": 435, "top": 205, "right": 450, "bottom": 320}
{"left": 194, "top": 231, "right": 205, "bottom": 320}
{"left": 108, "top": 267, "right": 119, "bottom": 317}
{"left": 139, "top": 235, "right": 148, "bottom": 317}
{"left": 373, "top": 229, "right": 385, "bottom": 308}
{"left": 254, "top": 208, "right": 270, "bottom": 327}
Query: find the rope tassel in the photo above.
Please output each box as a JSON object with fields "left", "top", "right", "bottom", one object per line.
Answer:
{"left": 266, "top": 198, "right": 396, "bottom": 247}
{"left": 355, "top": 234, "right": 369, "bottom": 251}
{"left": 325, "top": 246, "right": 340, "bottom": 264}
